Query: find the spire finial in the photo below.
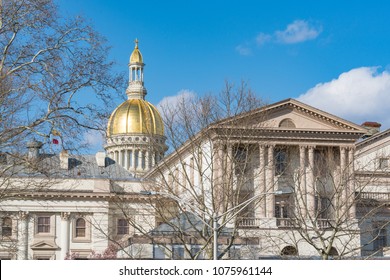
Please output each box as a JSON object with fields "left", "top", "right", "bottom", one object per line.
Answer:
{"left": 134, "top": 38, "right": 139, "bottom": 49}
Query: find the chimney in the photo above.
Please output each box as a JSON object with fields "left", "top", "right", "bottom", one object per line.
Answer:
{"left": 59, "top": 150, "right": 69, "bottom": 169}
{"left": 362, "top": 121, "right": 381, "bottom": 137}
{"left": 95, "top": 151, "right": 106, "bottom": 167}
{"left": 27, "top": 140, "right": 43, "bottom": 159}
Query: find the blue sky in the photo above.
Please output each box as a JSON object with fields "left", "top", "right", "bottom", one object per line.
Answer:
{"left": 59, "top": 0, "right": 390, "bottom": 150}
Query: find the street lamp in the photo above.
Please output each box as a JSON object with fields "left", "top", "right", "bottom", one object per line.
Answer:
{"left": 140, "top": 189, "right": 293, "bottom": 260}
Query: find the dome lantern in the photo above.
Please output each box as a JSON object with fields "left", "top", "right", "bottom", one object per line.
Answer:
{"left": 105, "top": 39, "right": 167, "bottom": 177}
{"left": 127, "top": 39, "right": 146, "bottom": 99}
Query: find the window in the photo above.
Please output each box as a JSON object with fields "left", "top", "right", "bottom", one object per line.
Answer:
{"left": 279, "top": 118, "right": 296, "bottom": 128}
{"left": 2, "top": 217, "right": 12, "bottom": 237}
{"left": 379, "top": 158, "right": 389, "bottom": 170}
{"left": 37, "top": 217, "right": 50, "bottom": 233}
{"left": 275, "top": 203, "right": 288, "bottom": 218}
{"left": 75, "top": 218, "right": 86, "bottom": 238}
{"left": 281, "top": 246, "right": 298, "bottom": 256}
{"left": 373, "top": 223, "right": 387, "bottom": 251}
{"left": 153, "top": 245, "right": 165, "bottom": 259}
{"left": 172, "top": 245, "right": 185, "bottom": 260}
{"left": 234, "top": 146, "right": 249, "bottom": 175}
{"left": 274, "top": 148, "right": 287, "bottom": 175}
{"left": 316, "top": 197, "right": 333, "bottom": 219}
{"left": 117, "top": 218, "right": 129, "bottom": 235}
{"left": 190, "top": 246, "right": 204, "bottom": 260}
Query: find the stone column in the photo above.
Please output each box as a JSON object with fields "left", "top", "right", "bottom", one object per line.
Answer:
{"left": 145, "top": 150, "right": 150, "bottom": 170}
{"left": 297, "top": 146, "right": 307, "bottom": 217}
{"left": 266, "top": 145, "right": 275, "bottom": 218}
{"left": 124, "top": 150, "right": 129, "bottom": 170}
{"left": 212, "top": 142, "right": 224, "bottom": 214}
{"left": 256, "top": 145, "right": 266, "bottom": 218}
{"left": 226, "top": 144, "right": 233, "bottom": 189}
{"left": 132, "top": 149, "right": 137, "bottom": 170}
{"left": 340, "top": 147, "right": 347, "bottom": 216}
{"left": 17, "top": 211, "right": 29, "bottom": 260}
{"left": 348, "top": 147, "right": 356, "bottom": 218}
{"left": 60, "top": 212, "right": 71, "bottom": 260}
{"left": 307, "top": 146, "right": 316, "bottom": 218}
{"left": 119, "top": 150, "right": 123, "bottom": 167}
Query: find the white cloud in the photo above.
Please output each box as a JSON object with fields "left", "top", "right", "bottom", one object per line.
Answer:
{"left": 275, "top": 20, "right": 322, "bottom": 44}
{"left": 157, "top": 90, "right": 197, "bottom": 120}
{"left": 297, "top": 67, "right": 390, "bottom": 129}
{"left": 83, "top": 129, "right": 104, "bottom": 152}
{"left": 235, "top": 44, "right": 252, "bottom": 56}
{"left": 256, "top": 33, "right": 272, "bottom": 46}
{"left": 157, "top": 90, "right": 196, "bottom": 110}
{"left": 237, "top": 20, "right": 322, "bottom": 55}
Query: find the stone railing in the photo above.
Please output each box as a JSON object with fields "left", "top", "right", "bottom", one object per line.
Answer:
{"left": 276, "top": 218, "right": 295, "bottom": 228}
{"left": 316, "top": 219, "right": 334, "bottom": 229}
{"left": 237, "top": 217, "right": 334, "bottom": 229}
{"left": 357, "top": 192, "right": 390, "bottom": 202}
{"left": 237, "top": 218, "right": 261, "bottom": 228}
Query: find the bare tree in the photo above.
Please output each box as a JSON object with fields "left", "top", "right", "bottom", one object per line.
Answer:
{"left": 0, "top": 0, "right": 122, "bottom": 258}
{"left": 0, "top": 0, "right": 123, "bottom": 155}
{"left": 105, "top": 81, "right": 269, "bottom": 260}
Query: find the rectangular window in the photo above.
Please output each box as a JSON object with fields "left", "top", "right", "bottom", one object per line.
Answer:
{"left": 274, "top": 148, "right": 287, "bottom": 175}
{"left": 117, "top": 218, "right": 129, "bottom": 235}
{"left": 37, "top": 217, "right": 50, "bottom": 233}
{"left": 172, "top": 245, "right": 184, "bottom": 260}
{"left": 153, "top": 245, "right": 165, "bottom": 259}
{"left": 373, "top": 223, "right": 387, "bottom": 251}
{"left": 190, "top": 246, "right": 204, "bottom": 260}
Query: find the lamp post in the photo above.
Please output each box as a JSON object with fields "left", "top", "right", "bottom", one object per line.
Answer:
{"left": 140, "top": 189, "right": 292, "bottom": 260}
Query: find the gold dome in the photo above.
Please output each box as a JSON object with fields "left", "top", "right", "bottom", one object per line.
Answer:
{"left": 107, "top": 99, "right": 164, "bottom": 137}
{"left": 129, "top": 39, "right": 143, "bottom": 64}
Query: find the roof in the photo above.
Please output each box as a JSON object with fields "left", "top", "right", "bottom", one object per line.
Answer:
{"left": 1, "top": 153, "right": 134, "bottom": 181}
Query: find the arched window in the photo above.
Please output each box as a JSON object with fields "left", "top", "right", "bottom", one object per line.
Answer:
{"left": 279, "top": 118, "right": 296, "bottom": 128}
{"left": 2, "top": 217, "right": 12, "bottom": 237}
{"left": 75, "top": 218, "right": 86, "bottom": 237}
{"left": 281, "top": 246, "right": 298, "bottom": 256}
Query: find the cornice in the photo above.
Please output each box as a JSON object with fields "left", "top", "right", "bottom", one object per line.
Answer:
{"left": 7, "top": 191, "right": 150, "bottom": 201}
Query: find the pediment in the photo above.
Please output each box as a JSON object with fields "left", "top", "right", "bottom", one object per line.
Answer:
{"left": 218, "top": 99, "right": 366, "bottom": 133}
{"left": 31, "top": 240, "right": 59, "bottom": 250}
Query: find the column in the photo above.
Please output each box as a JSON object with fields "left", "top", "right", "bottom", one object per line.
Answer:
{"left": 60, "top": 212, "right": 70, "bottom": 260}
{"left": 124, "top": 150, "right": 129, "bottom": 170}
{"left": 141, "top": 150, "right": 146, "bottom": 170}
{"left": 17, "top": 211, "right": 29, "bottom": 260}
{"left": 297, "top": 146, "right": 307, "bottom": 217}
{"left": 132, "top": 149, "right": 137, "bottom": 170}
{"left": 340, "top": 147, "right": 347, "bottom": 217}
{"left": 118, "top": 150, "right": 123, "bottom": 167}
{"left": 256, "top": 144, "right": 266, "bottom": 218}
{"left": 145, "top": 150, "right": 150, "bottom": 170}
{"left": 348, "top": 147, "right": 356, "bottom": 218}
{"left": 212, "top": 142, "right": 223, "bottom": 213}
{"left": 266, "top": 145, "right": 275, "bottom": 218}
{"left": 307, "top": 146, "right": 315, "bottom": 217}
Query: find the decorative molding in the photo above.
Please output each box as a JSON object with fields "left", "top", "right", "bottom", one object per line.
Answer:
{"left": 61, "top": 212, "right": 71, "bottom": 221}
{"left": 18, "top": 211, "right": 29, "bottom": 221}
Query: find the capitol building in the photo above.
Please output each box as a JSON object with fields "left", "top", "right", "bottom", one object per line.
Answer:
{"left": 0, "top": 41, "right": 389, "bottom": 260}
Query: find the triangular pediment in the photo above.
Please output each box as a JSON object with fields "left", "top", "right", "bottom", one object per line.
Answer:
{"left": 31, "top": 240, "right": 59, "bottom": 250}
{"left": 218, "top": 99, "right": 366, "bottom": 133}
